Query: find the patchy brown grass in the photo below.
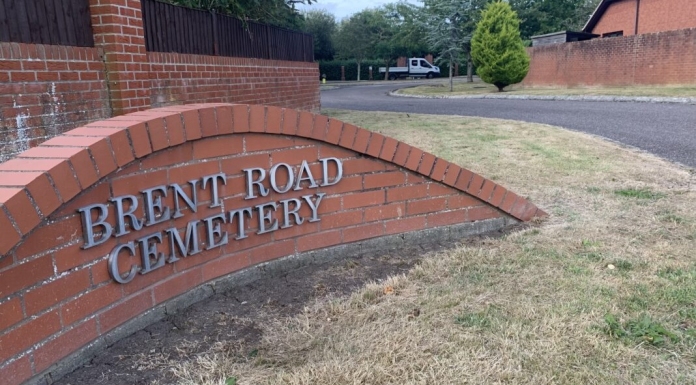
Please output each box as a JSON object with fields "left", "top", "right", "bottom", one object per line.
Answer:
{"left": 399, "top": 80, "right": 696, "bottom": 98}
{"left": 165, "top": 110, "right": 696, "bottom": 385}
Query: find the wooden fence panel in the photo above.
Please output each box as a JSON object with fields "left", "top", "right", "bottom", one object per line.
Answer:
{"left": 0, "top": 0, "right": 94, "bottom": 47}
{"left": 142, "top": 0, "right": 313, "bottom": 62}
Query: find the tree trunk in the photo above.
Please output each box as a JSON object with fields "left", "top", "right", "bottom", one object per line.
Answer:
{"left": 449, "top": 57, "right": 453, "bottom": 92}
{"left": 384, "top": 58, "right": 389, "bottom": 81}
{"left": 467, "top": 53, "right": 473, "bottom": 83}
{"left": 357, "top": 61, "right": 361, "bottom": 81}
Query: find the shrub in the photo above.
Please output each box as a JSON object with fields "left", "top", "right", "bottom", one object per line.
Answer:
{"left": 471, "top": 1, "right": 529, "bottom": 91}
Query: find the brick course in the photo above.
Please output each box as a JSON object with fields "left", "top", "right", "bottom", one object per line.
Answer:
{"left": 0, "top": 104, "right": 545, "bottom": 385}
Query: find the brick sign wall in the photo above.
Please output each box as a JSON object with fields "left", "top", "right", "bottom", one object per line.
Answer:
{"left": 0, "top": 104, "right": 544, "bottom": 385}
{"left": 522, "top": 28, "right": 696, "bottom": 87}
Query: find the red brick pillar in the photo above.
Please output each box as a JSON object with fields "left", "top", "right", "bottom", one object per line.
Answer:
{"left": 89, "top": 0, "right": 151, "bottom": 115}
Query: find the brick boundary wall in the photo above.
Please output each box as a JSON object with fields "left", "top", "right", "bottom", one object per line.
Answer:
{"left": 522, "top": 28, "right": 696, "bottom": 87}
{"left": 0, "top": 104, "right": 546, "bottom": 385}
{"left": 0, "top": 44, "right": 111, "bottom": 162}
{"left": 0, "top": 0, "right": 320, "bottom": 162}
{"left": 148, "top": 53, "right": 320, "bottom": 110}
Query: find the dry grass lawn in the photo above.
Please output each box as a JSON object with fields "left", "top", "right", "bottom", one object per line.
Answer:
{"left": 167, "top": 110, "right": 696, "bottom": 385}
{"left": 399, "top": 81, "right": 696, "bottom": 98}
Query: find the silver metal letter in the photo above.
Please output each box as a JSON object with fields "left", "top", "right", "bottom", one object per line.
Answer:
{"left": 294, "top": 160, "right": 318, "bottom": 191}
{"left": 229, "top": 207, "right": 253, "bottom": 239}
{"left": 269, "top": 163, "right": 294, "bottom": 194}
{"left": 244, "top": 168, "right": 269, "bottom": 199}
{"left": 108, "top": 242, "right": 138, "bottom": 284}
{"left": 78, "top": 203, "right": 113, "bottom": 249}
{"left": 202, "top": 173, "right": 227, "bottom": 208}
{"left": 302, "top": 193, "right": 326, "bottom": 222}
{"left": 138, "top": 232, "right": 166, "bottom": 275}
{"left": 279, "top": 198, "right": 304, "bottom": 228}
{"left": 111, "top": 195, "right": 144, "bottom": 237}
{"left": 165, "top": 221, "right": 202, "bottom": 263}
{"left": 142, "top": 185, "right": 171, "bottom": 226}
{"left": 320, "top": 157, "right": 343, "bottom": 187}
{"left": 203, "top": 214, "right": 229, "bottom": 250}
{"left": 171, "top": 181, "right": 198, "bottom": 219}
{"left": 256, "top": 202, "right": 279, "bottom": 234}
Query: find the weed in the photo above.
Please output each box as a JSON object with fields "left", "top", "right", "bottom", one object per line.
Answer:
{"left": 603, "top": 313, "right": 679, "bottom": 346}
{"left": 662, "top": 214, "right": 685, "bottom": 224}
{"left": 456, "top": 307, "right": 498, "bottom": 328}
{"left": 614, "top": 188, "right": 666, "bottom": 200}
{"left": 612, "top": 260, "right": 634, "bottom": 271}
{"left": 586, "top": 186, "right": 601, "bottom": 194}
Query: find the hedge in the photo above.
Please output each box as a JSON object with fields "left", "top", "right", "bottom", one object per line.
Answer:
{"left": 319, "top": 60, "right": 386, "bottom": 81}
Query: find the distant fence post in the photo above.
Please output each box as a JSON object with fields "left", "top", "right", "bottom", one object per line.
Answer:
{"left": 211, "top": 10, "right": 219, "bottom": 56}
{"left": 341, "top": 66, "right": 345, "bottom": 81}
{"left": 89, "top": 0, "right": 151, "bottom": 115}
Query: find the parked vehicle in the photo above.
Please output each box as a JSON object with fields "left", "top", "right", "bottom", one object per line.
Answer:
{"left": 379, "top": 58, "right": 441, "bottom": 80}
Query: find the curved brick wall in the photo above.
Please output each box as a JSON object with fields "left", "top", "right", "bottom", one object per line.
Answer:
{"left": 0, "top": 104, "right": 545, "bottom": 384}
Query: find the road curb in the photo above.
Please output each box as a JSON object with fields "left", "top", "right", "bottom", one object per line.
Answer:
{"left": 389, "top": 90, "right": 696, "bottom": 105}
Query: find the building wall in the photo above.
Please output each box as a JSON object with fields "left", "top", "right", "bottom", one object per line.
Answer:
{"left": 522, "top": 28, "right": 696, "bottom": 87}
{"left": 149, "top": 53, "right": 319, "bottom": 111}
{"left": 592, "top": 0, "right": 637, "bottom": 36}
{"left": 0, "top": 0, "right": 320, "bottom": 162}
{"left": 638, "top": 0, "right": 696, "bottom": 35}
{"left": 591, "top": 0, "right": 696, "bottom": 36}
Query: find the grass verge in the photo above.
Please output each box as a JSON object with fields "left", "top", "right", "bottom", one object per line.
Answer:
{"left": 398, "top": 80, "right": 696, "bottom": 98}
{"left": 166, "top": 110, "right": 696, "bottom": 384}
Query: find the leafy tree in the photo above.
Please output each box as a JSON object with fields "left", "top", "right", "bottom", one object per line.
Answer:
{"left": 471, "top": 1, "right": 529, "bottom": 91}
{"left": 334, "top": 10, "right": 377, "bottom": 80}
{"left": 509, "top": 0, "right": 601, "bottom": 40}
{"left": 302, "top": 10, "right": 337, "bottom": 61}
{"left": 377, "top": 3, "right": 429, "bottom": 80}
{"left": 421, "top": 0, "right": 488, "bottom": 89}
{"left": 164, "top": 0, "right": 314, "bottom": 29}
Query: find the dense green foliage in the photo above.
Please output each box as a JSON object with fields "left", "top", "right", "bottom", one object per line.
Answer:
{"left": 302, "top": 10, "right": 337, "bottom": 61}
{"left": 510, "top": 0, "right": 601, "bottom": 40}
{"left": 319, "top": 60, "right": 385, "bottom": 81}
{"left": 164, "top": 0, "right": 312, "bottom": 29}
{"left": 166, "top": 0, "right": 603, "bottom": 80}
{"left": 421, "top": 0, "right": 488, "bottom": 88}
{"left": 334, "top": 4, "right": 428, "bottom": 80}
{"left": 471, "top": 1, "right": 529, "bottom": 91}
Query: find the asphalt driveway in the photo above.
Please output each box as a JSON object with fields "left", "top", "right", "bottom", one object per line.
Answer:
{"left": 321, "top": 83, "right": 696, "bottom": 168}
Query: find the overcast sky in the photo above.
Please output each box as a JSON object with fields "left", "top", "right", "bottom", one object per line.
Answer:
{"left": 297, "top": 0, "right": 421, "bottom": 21}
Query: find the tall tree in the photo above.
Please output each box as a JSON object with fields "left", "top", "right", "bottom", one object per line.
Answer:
{"left": 334, "top": 10, "right": 376, "bottom": 81}
{"left": 378, "top": 2, "right": 429, "bottom": 80}
{"left": 471, "top": 1, "right": 529, "bottom": 91}
{"left": 509, "top": 0, "right": 601, "bottom": 40}
{"left": 302, "top": 10, "right": 337, "bottom": 61}
{"left": 421, "top": 0, "right": 488, "bottom": 88}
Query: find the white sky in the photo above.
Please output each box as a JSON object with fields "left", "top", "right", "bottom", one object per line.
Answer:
{"left": 297, "top": 0, "right": 421, "bottom": 21}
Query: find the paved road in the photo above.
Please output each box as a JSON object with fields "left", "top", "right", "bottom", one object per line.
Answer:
{"left": 321, "top": 83, "right": 696, "bottom": 168}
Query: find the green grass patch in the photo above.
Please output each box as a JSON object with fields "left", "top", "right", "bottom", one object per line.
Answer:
{"left": 614, "top": 188, "right": 666, "bottom": 200}
{"left": 603, "top": 313, "right": 680, "bottom": 346}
